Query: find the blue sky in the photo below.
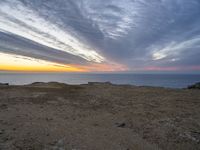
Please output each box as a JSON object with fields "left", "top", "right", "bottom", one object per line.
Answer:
{"left": 0, "top": 0, "right": 200, "bottom": 72}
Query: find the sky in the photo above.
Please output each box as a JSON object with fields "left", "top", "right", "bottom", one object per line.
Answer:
{"left": 0, "top": 0, "right": 200, "bottom": 73}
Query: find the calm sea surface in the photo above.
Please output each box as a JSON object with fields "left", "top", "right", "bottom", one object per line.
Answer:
{"left": 0, "top": 73, "right": 200, "bottom": 88}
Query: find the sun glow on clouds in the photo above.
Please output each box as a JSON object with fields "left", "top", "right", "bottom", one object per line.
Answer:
{"left": 0, "top": 52, "right": 127, "bottom": 72}
{"left": 0, "top": 0, "right": 104, "bottom": 63}
{"left": 0, "top": 52, "right": 86, "bottom": 72}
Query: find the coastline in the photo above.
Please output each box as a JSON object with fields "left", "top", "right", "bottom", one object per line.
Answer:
{"left": 0, "top": 82, "right": 200, "bottom": 150}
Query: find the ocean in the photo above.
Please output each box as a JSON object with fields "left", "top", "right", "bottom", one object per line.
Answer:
{"left": 0, "top": 73, "right": 200, "bottom": 88}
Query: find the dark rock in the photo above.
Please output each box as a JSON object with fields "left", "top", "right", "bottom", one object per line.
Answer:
{"left": 30, "top": 82, "right": 44, "bottom": 85}
{"left": 116, "top": 123, "right": 126, "bottom": 128}
{"left": 46, "top": 117, "right": 53, "bottom": 121}
{"left": 93, "top": 123, "right": 99, "bottom": 126}
{"left": 0, "top": 129, "right": 4, "bottom": 134}
{"left": 0, "top": 104, "right": 8, "bottom": 109}
{"left": 188, "top": 82, "right": 200, "bottom": 89}
{"left": 191, "top": 131, "right": 200, "bottom": 143}
{"left": 0, "top": 83, "right": 9, "bottom": 86}
{"left": 88, "top": 82, "right": 112, "bottom": 86}
{"left": 3, "top": 137, "right": 9, "bottom": 142}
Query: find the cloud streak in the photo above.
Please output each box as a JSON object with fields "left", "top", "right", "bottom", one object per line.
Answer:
{"left": 0, "top": 0, "right": 104, "bottom": 63}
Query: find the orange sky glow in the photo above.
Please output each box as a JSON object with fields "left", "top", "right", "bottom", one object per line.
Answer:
{"left": 0, "top": 52, "right": 127, "bottom": 72}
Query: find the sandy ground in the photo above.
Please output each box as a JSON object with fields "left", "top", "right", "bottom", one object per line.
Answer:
{"left": 0, "top": 82, "right": 200, "bottom": 150}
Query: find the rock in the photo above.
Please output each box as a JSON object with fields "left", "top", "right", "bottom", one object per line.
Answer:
{"left": 0, "top": 130, "right": 4, "bottom": 134}
{"left": 191, "top": 131, "right": 200, "bottom": 143}
{"left": 116, "top": 122, "right": 126, "bottom": 128}
{"left": 0, "top": 104, "right": 8, "bottom": 109}
{"left": 188, "top": 82, "right": 200, "bottom": 89}
{"left": 29, "top": 82, "right": 67, "bottom": 88}
{"left": 0, "top": 83, "right": 9, "bottom": 86}
{"left": 46, "top": 117, "right": 53, "bottom": 121}
{"left": 53, "top": 138, "right": 65, "bottom": 150}
{"left": 3, "top": 137, "right": 9, "bottom": 141}
{"left": 88, "top": 82, "right": 112, "bottom": 86}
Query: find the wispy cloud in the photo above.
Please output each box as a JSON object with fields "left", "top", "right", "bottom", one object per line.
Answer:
{"left": 152, "top": 36, "right": 200, "bottom": 61}
{"left": 78, "top": 0, "right": 144, "bottom": 39}
{"left": 0, "top": 0, "right": 104, "bottom": 63}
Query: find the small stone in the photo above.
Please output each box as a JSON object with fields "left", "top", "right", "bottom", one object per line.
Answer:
{"left": 3, "top": 137, "right": 9, "bottom": 141}
{"left": 0, "top": 104, "right": 7, "bottom": 109}
{"left": 116, "top": 122, "right": 126, "bottom": 128}
{"left": 0, "top": 130, "right": 4, "bottom": 134}
{"left": 93, "top": 123, "right": 99, "bottom": 126}
{"left": 46, "top": 117, "right": 53, "bottom": 121}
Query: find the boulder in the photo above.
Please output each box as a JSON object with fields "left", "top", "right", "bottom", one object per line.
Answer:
{"left": 188, "top": 82, "right": 200, "bottom": 89}
{"left": 0, "top": 83, "right": 9, "bottom": 86}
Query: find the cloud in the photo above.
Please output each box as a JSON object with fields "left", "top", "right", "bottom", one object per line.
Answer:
{"left": 152, "top": 36, "right": 200, "bottom": 61}
{"left": 0, "top": 52, "right": 87, "bottom": 72}
{"left": 0, "top": 0, "right": 200, "bottom": 72}
{"left": 78, "top": 0, "right": 138, "bottom": 39}
{"left": 0, "top": 0, "right": 105, "bottom": 63}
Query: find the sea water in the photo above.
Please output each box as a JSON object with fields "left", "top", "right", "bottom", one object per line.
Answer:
{"left": 0, "top": 73, "right": 200, "bottom": 88}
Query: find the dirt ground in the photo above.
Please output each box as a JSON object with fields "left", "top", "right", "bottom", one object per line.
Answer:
{"left": 0, "top": 82, "right": 200, "bottom": 150}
